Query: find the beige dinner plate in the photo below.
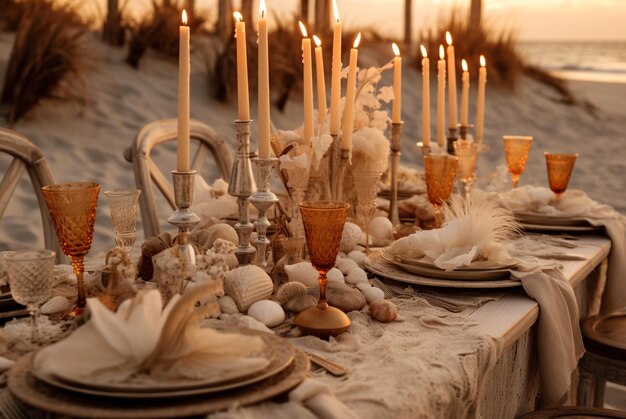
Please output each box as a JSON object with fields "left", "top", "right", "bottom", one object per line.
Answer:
{"left": 394, "top": 254, "right": 516, "bottom": 272}
{"left": 9, "top": 350, "right": 310, "bottom": 418}
{"left": 32, "top": 328, "right": 295, "bottom": 396}
{"left": 381, "top": 252, "right": 513, "bottom": 281}
{"left": 514, "top": 212, "right": 592, "bottom": 227}
{"left": 367, "top": 253, "right": 520, "bottom": 289}
{"left": 520, "top": 222, "right": 602, "bottom": 233}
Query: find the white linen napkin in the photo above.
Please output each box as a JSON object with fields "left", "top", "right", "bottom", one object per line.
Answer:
{"left": 500, "top": 186, "right": 626, "bottom": 314}
{"left": 34, "top": 282, "right": 269, "bottom": 383}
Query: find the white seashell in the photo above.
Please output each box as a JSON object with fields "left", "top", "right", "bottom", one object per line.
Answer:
{"left": 224, "top": 265, "right": 273, "bottom": 312}
{"left": 369, "top": 299, "right": 398, "bottom": 323}
{"left": 284, "top": 262, "right": 318, "bottom": 288}
{"left": 356, "top": 282, "right": 371, "bottom": 291}
{"left": 327, "top": 268, "right": 344, "bottom": 283}
{"left": 284, "top": 294, "right": 318, "bottom": 313}
{"left": 275, "top": 282, "right": 307, "bottom": 305}
{"left": 40, "top": 296, "right": 70, "bottom": 314}
{"left": 346, "top": 267, "right": 368, "bottom": 285}
{"left": 337, "top": 258, "right": 359, "bottom": 275}
{"left": 369, "top": 217, "right": 394, "bottom": 247}
{"left": 362, "top": 287, "right": 385, "bottom": 303}
{"left": 224, "top": 253, "right": 238, "bottom": 269}
{"left": 219, "top": 295, "right": 239, "bottom": 314}
{"left": 340, "top": 222, "right": 363, "bottom": 253}
{"left": 206, "top": 224, "right": 239, "bottom": 247}
{"left": 247, "top": 300, "right": 285, "bottom": 327}
{"left": 347, "top": 250, "right": 366, "bottom": 269}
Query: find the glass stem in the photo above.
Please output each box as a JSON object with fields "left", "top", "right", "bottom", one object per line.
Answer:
{"left": 71, "top": 256, "right": 86, "bottom": 309}
{"left": 29, "top": 304, "right": 39, "bottom": 344}
{"left": 463, "top": 181, "right": 471, "bottom": 199}
{"left": 317, "top": 272, "right": 329, "bottom": 309}
{"left": 434, "top": 204, "right": 443, "bottom": 229}
{"left": 512, "top": 174, "right": 520, "bottom": 188}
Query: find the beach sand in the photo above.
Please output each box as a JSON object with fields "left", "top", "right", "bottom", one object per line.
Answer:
{"left": 0, "top": 32, "right": 625, "bottom": 253}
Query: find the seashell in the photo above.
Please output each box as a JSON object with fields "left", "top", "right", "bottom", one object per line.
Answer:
{"left": 326, "top": 282, "right": 366, "bottom": 312}
{"left": 138, "top": 232, "right": 173, "bottom": 280}
{"left": 347, "top": 250, "right": 366, "bottom": 269}
{"left": 284, "top": 262, "right": 318, "bottom": 288}
{"left": 337, "top": 258, "right": 359, "bottom": 275}
{"left": 247, "top": 300, "right": 285, "bottom": 327}
{"left": 340, "top": 222, "right": 363, "bottom": 253}
{"left": 224, "top": 253, "right": 238, "bottom": 269}
{"left": 219, "top": 295, "right": 239, "bottom": 314}
{"left": 275, "top": 282, "right": 307, "bottom": 305}
{"left": 327, "top": 268, "right": 344, "bottom": 283}
{"left": 206, "top": 224, "right": 239, "bottom": 248}
{"left": 284, "top": 294, "right": 318, "bottom": 313}
{"left": 356, "top": 282, "right": 371, "bottom": 291}
{"left": 40, "top": 296, "right": 70, "bottom": 315}
{"left": 362, "top": 287, "right": 385, "bottom": 303}
{"left": 188, "top": 229, "right": 213, "bottom": 253}
{"left": 369, "top": 217, "right": 394, "bottom": 247}
{"left": 346, "top": 267, "right": 368, "bottom": 285}
{"left": 224, "top": 265, "right": 273, "bottom": 312}
{"left": 369, "top": 299, "right": 398, "bottom": 323}
{"left": 393, "top": 223, "right": 420, "bottom": 240}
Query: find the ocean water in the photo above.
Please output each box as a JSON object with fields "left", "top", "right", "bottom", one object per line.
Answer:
{"left": 519, "top": 41, "right": 626, "bottom": 83}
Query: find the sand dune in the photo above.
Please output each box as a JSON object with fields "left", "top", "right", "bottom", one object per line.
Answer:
{"left": 0, "top": 32, "right": 624, "bottom": 253}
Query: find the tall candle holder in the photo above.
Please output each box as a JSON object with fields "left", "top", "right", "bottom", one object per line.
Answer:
{"left": 417, "top": 141, "right": 432, "bottom": 156}
{"left": 447, "top": 125, "right": 460, "bottom": 155}
{"left": 388, "top": 122, "right": 403, "bottom": 225}
{"left": 249, "top": 157, "right": 278, "bottom": 270}
{"left": 168, "top": 170, "right": 202, "bottom": 279}
{"left": 228, "top": 119, "right": 257, "bottom": 266}
{"left": 459, "top": 124, "right": 473, "bottom": 141}
{"left": 329, "top": 133, "right": 342, "bottom": 200}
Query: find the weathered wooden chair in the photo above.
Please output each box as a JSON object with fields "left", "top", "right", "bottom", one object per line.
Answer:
{"left": 0, "top": 128, "right": 63, "bottom": 262}
{"left": 124, "top": 118, "right": 234, "bottom": 239}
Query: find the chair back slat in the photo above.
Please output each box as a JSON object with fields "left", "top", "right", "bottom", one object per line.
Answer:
{"left": 0, "top": 158, "right": 26, "bottom": 219}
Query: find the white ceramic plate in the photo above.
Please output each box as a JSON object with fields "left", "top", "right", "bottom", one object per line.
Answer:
{"left": 366, "top": 253, "right": 521, "bottom": 289}
{"left": 520, "top": 223, "right": 602, "bottom": 233}
{"left": 514, "top": 212, "right": 591, "bottom": 227}
{"left": 393, "top": 254, "right": 516, "bottom": 272}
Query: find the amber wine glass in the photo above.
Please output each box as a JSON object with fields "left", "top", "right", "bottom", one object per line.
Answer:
{"left": 424, "top": 154, "right": 458, "bottom": 228}
{"left": 42, "top": 182, "right": 100, "bottom": 317}
{"left": 545, "top": 152, "right": 578, "bottom": 204}
{"left": 295, "top": 201, "right": 350, "bottom": 338}
{"left": 503, "top": 136, "right": 533, "bottom": 188}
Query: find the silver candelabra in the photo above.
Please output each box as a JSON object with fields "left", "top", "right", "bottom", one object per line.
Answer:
{"left": 249, "top": 157, "right": 278, "bottom": 270}
{"left": 227, "top": 119, "right": 257, "bottom": 266}
{"left": 168, "top": 170, "right": 201, "bottom": 278}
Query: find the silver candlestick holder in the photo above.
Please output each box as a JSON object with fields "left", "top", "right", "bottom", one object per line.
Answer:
{"left": 168, "top": 170, "right": 202, "bottom": 279}
{"left": 329, "top": 133, "right": 342, "bottom": 200}
{"left": 417, "top": 141, "right": 432, "bottom": 156}
{"left": 447, "top": 125, "right": 460, "bottom": 155}
{"left": 228, "top": 119, "right": 257, "bottom": 266}
{"left": 388, "top": 122, "right": 403, "bottom": 225}
{"left": 249, "top": 157, "right": 278, "bottom": 270}
{"left": 459, "top": 124, "right": 473, "bottom": 140}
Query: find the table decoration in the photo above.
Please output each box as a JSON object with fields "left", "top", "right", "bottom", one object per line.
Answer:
{"left": 42, "top": 182, "right": 100, "bottom": 317}
{"left": 454, "top": 139, "right": 480, "bottom": 198}
{"left": 228, "top": 119, "right": 257, "bottom": 266}
{"left": 224, "top": 264, "right": 273, "bottom": 312}
{"left": 98, "top": 248, "right": 136, "bottom": 311}
{"left": 475, "top": 55, "right": 487, "bottom": 144}
{"left": 354, "top": 171, "right": 383, "bottom": 253}
{"left": 279, "top": 144, "right": 312, "bottom": 239}
{"left": 104, "top": 189, "right": 141, "bottom": 252}
{"left": 503, "top": 135, "right": 533, "bottom": 188}
{"left": 249, "top": 157, "right": 278, "bottom": 269}
{"left": 5, "top": 250, "right": 54, "bottom": 342}
{"left": 545, "top": 152, "right": 578, "bottom": 203}
{"left": 388, "top": 121, "right": 403, "bottom": 225}
{"left": 424, "top": 154, "right": 458, "bottom": 228}
{"left": 294, "top": 201, "right": 350, "bottom": 337}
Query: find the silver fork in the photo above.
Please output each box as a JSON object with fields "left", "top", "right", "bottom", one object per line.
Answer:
{"left": 370, "top": 278, "right": 462, "bottom": 313}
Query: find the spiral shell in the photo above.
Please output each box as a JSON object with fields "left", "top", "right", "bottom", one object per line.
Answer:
{"left": 219, "top": 295, "right": 239, "bottom": 314}
{"left": 369, "top": 299, "right": 398, "bottom": 323}
{"left": 224, "top": 265, "right": 273, "bottom": 312}
{"left": 275, "top": 282, "right": 307, "bottom": 305}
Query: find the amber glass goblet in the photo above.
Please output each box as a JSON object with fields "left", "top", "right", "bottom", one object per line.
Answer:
{"left": 42, "top": 182, "right": 100, "bottom": 317}
{"left": 503, "top": 136, "right": 533, "bottom": 188}
{"left": 545, "top": 152, "right": 578, "bottom": 204}
{"left": 295, "top": 201, "right": 350, "bottom": 338}
{"left": 453, "top": 139, "right": 480, "bottom": 198}
{"left": 424, "top": 154, "right": 458, "bottom": 228}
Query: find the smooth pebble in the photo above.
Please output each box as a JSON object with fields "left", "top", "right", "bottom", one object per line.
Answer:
{"left": 347, "top": 250, "right": 366, "bottom": 269}
{"left": 356, "top": 282, "right": 371, "bottom": 291}
{"left": 337, "top": 258, "right": 359, "bottom": 275}
{"left": 247, "top": 300, "right": 285, "bottom": 328}
{"left": 346, "top": 267, "right": 368, "bottom": 285}
{"left": 340, "top": 222, "right": 363, "bottom": 253}
{"left": 40, "top": 296, "right": 70, "bottom": 314}
{"left": 327, "top": 268, "right": 345, "bottom": 283}
{"left": 362, "top": 287, "right": 385, "bottom": 303}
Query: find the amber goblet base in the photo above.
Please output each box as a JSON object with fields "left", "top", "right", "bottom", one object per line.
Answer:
{"left": 295, "top": 305, "right": 351, "bottom": 338}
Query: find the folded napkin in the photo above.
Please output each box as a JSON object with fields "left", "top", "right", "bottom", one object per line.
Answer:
{"left": 34, "top": 282, "right": 269, "bottom": 383}
{"left": 500, "top": 186, "right": 626, "bottom": 314}
{"left": 388, "top": 194, "right": 518, "bottom": 271}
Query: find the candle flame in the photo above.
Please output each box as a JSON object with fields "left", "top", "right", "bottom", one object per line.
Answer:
{"left": 332, "top": 0, "right": 339, "bottom": 22}
{"left": 353, "top": 33, "right": 361, "bottom": 49}
{"left": 439, "top": 45, "right": 444, "bottom": 60}
{"left": 313, "top": 35, "right": 322, "bottom": 47}
{"left": 233, "top": 11, "right": 242, "bottom": 22}
{"left": 392, "top": 42, "right": 400, "bottom": 57}
{"left": 260, "top": 0, "right": 266, "bottom": 18}
{"left": 462, "top": 59, "right": 468, "bottom": 72}
{"left": 299, "top": 21, "right": 308, "bottom": 38}
{"left": 182, "top": 9, "right": 188, "bottom": 25}
{"left": 480, "top": 55, "right": 486, "bottom": 67}
{"left": 420, "top": 44, "right": 427, "bottom": 58}
{"left": 445, "top": 31, "right": 452, "bottom": 46}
